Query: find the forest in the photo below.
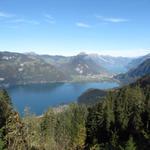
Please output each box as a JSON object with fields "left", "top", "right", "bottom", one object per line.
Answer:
{"left": 0, "top": 75, "right": 150, "bottom": 150}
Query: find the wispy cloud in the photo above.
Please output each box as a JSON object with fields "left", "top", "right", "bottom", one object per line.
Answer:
{"left": 104, "top": 18, "right": 128, "bottom": 23}
{"left": 96, "top": 15, "right": 128, "bottom": 23}
{"left": 44, "top": 13, "right": 55, "bottom": 24}
{"left": 9, "top": 19, "right": 40, "bottom": 25}
{"left": 75, "top": 15, "right": 127, "bottom": 29}
{"left": 0, "top": 11, "right": 40, "bottom": 26}
{"left": 76, "top": 22, "right": 91, "bottom": 28}
{"left": 0, "top": 11, "right": 14, "bottom": 18}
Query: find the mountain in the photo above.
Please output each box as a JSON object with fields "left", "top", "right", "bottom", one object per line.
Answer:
{"left": 22, "top": 52, "right": 113, "bottom": 82}
{"left": 78, "top": 88, "right": 107, "bottom": 105}
{"left": 115, "top": 58, "right": 150, "bottom": 84}
{"left": 0, "top": 51, "right": 142, "bottom": 87}
{"left": 0, "top": 52, "right": 69, "bottom": 87}
{"left": 39, "top": 54, "right": 70, "bottom": 66}
{"left": 27, "top": 52, "right": 135, "bottom": 74}
{"left": 78, "top": 72, "right": 150, "bottom": 105}
{"left": 85, "top": 53, "right": 132, "bottom": 74}
{"left": 37, "top": 52, "right": 133, "bottom": 74}
{"left": 127, "top": 53, "right": 150, "bottom": 69}
{"left": 0, "top": 51, "right": 112, "bottom": 86}
{"left": 58, "top": 53, "right": 109, "bottom": 76}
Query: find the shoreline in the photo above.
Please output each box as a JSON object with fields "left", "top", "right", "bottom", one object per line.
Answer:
{"left": 0, "top": 77, "right": 119, "bottom": 89}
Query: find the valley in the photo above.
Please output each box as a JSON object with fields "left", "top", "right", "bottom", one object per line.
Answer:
{"left": 0, "top": 51, "right": 134, "bottom": 87}
{"left": 1, "top": 51, "right": 150, "bottom": 115}
{"left": 0, "top": 51, "right": 149, "bottom": 150}
{"left": 1, "top": 0, "right": 150, "bottom": 149}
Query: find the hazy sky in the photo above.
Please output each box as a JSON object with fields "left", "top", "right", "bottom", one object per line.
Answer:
{"left": 0, "top": 0, "right": 150, "bottom": 56}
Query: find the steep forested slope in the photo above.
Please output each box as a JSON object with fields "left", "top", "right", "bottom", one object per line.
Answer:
{"left": 0, "top": 89, "right": 28, "bottom": 149}
{"left": 78, "top": 88, "right": 107, "bottom": 105}
{"left": 85, "top": 75, "right": 150, "bottom": 150}
{"left": 115, "top": 58, "right": 150, "bottom": 84}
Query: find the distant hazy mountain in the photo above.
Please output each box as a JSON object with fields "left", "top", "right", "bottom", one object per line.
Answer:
{"left": 36, "top": 52, "right": 133, "bottom": 76}
{"left": 115, "top": 58, "right": 150, "bottom": 84}
{"left": 127, "top": 53, "right": 150, "bottom": 69}
{"left": 85, "top": 53, "right": 132, "bottom": 74}
{"left": 39, "top": 52, "right": 133, "bottom": 74}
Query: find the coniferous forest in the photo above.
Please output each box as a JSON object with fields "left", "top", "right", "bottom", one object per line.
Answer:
{"left": 0, "top": 75, "right": 149, "bottom": 150}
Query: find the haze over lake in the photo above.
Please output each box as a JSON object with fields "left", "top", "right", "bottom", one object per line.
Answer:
{"left": 6, "top": 82, "right": 118, "bottom": 115}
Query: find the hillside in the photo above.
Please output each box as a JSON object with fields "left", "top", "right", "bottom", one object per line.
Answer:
{"left": 58, "top": 53, "right": 108, "bottom": 76}
{"left": 78, "top": 72, "right": 150, "bottom": 106}
{"left": 127, "top": 53, "right": 150, "bottom": 69}
{"left": 131, "top": 74, "right": 150, "bottom": 88}
{"left": 39, "top": 54, "right": 70, "bottom": 66}
{"left": 0, "top": 52, "right": 69, "bottom": 87}
{"left": 85, "top": 75, "right": 150, "bottom": 149}
{"left": 78, "top": 88, "right": 107, "bottom": 105}
{"left": 115, "top": 58, "right": 150, "bottom": 84}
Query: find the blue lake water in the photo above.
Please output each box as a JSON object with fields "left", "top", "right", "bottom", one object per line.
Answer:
{"left": 6, "top": 82, "right": 118, "bottom": 115}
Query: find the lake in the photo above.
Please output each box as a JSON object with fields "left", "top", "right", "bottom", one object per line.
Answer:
{"left": 6, "top": 82, "right": 118, "bottom": 115}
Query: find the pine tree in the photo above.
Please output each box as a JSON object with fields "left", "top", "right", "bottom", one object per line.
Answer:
{"left": 0, "top": 89, "right": 12, "bottom": 105}
{"left": 124, "top": 136, "right": 136, "bottom": 150}
{"left": 0, "top": 129, "right": 4, "bottom": 150}
{"left": 5, "top": 111, "right": 28, "bottom": 150}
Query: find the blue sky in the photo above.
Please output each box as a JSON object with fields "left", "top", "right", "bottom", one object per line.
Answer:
{"left": 0, "top": 0, "right": 150, "bottom": 57}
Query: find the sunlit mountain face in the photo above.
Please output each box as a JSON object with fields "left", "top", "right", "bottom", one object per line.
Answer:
{"left": 0, "top": 51, "right": 137, "bottom": 87}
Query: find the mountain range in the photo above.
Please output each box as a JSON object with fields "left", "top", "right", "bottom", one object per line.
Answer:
{"left": 39, "top": 52, "right": 132, "bottom": 74}
{"left": 0, "top": 51, "right": 150, "bottom": 87}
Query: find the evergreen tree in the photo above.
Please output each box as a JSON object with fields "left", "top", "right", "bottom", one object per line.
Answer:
{"left": 5, "top": 111, "right": 28, "bottom": 150}
{"left": 124, "top": 136, "right": 136, "bottom": 150}
{"left": 0, "top": 129, "right": 4, "bottom": 150}
{"left": 85, "top": 77, "right": 150, "bottom": 149}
